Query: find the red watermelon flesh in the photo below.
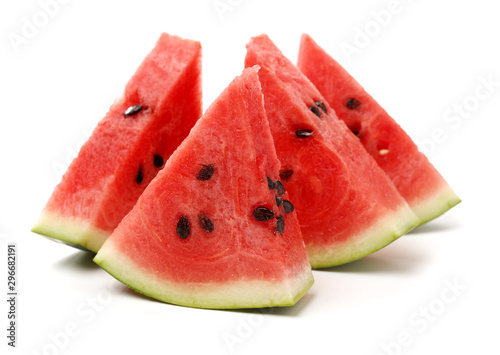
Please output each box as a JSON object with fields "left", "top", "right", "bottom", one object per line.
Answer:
{"left": 245, "top": 35, "right": 419, "bottom": 268}
{"left": 297, "top": 34, "right": 460, "bottom": 224}
{"left": 94, "top": 66, "right": 314, "bottom": 309}
{"left": 32, "top": 33, "right": 202, "bottom": 252}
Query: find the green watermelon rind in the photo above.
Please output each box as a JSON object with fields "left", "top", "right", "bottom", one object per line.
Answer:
{"left": 31, "top": 211, "right": 108, "bottom": 253}
{"left": 411, "top": 184, "right": 461, "bottom": 226}
{"left": 307, "top": 204, "right": 418, "bottom": 269}
{"left": 94, "top": 240, "right": 314, "bottom": 309}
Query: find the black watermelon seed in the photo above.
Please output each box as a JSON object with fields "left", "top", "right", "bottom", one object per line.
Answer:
{"left": 279, "top": 169, "right": 294, "bottom": 182}
{"left": 266, "top": 176, "right": 275, "bottom": 189}
{"left": 198, "top": 213, "right": 214, "bottom": 233}
{"left": 351, "top": 130, "right": 360, "bottom": 137}
{"left": 315, "top": 100, "right": 327, "bottom": 113}
{"left": 276, "top": 216, "right": 285, "bottom": 234}
{"left": 346, "top": 98, "right": 360, "bottom": 109}
{"left": 124, "top": 104, "right": 143, "bottom": 117}
{"left": 275, "top": 196, "right": 283, "bottom": 207}
{"left": 274, "top": 180, "right": 285, "bottom": 196}
{"left": 308, "top": 105, "right": 321, "bottom": 118}
{"left": 283, "top": 200, "right": 294, "bottom": 214}
{"left": 295, "top": 129, "right": 313, "bottom": 138}
{"left": 153, "top": 154, "right": 164, "bottom": 168}
{"left": 135, "top": 165, "right": 144, "bottom": 184}
{"left": 197, "top": 164, "right": 214, "bottom": 181}
{"left": 176, "top": 216, "right": 190, "bottom": 239}
{"left": 253, "top": 207, "right": 275, "bottom": 221}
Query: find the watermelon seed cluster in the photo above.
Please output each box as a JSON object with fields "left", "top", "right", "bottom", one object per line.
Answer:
{"left": 315, "top": 100, "right": 327, "bottom": 113}
{"left": 266, "top": 177, "right": 294, "bottom": 213}
{"left": 252, "top": 176, "right": 296, "bottom": 235}
{"left": 308, "top": 100, "right": 327, "bottom": 118}
{"left": 135, "top": 154, "right": 165, "bottom": 185}
{"left": 175, "top": 212, "right": 215, "bottom": 239}
{"left": 175, "top": 164, "right": 218, "bottom": 239}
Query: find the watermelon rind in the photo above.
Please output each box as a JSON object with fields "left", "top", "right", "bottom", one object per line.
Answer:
{"left": 296, "top": 34, "right": 460, "bottom": 228}
{"left": 307, "top": 204, "right": 418, "bottom": 268}
{"left": 32, "top": 211, "right": 107, "bottom": 253}
{"left": 31, "top": 33, "right": 202, "bottom": 254}
{"left": 411, "top": 184, "right": 461, "bottom": 226}
{"left": 94, "top": 238, "right": 314, "bottom": 309}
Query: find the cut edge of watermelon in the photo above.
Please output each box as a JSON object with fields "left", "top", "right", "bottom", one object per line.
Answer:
{"left": 31, "top": 210, "right": 108, "bottom": 253}
{"left": 411, "top": 184, "right": 461, "bottom": 226}
{"left": 94, "top": 239, "right": 314, "bottom": 309}
{"left": 307, "top": 204, "right": 418, "bottom": 268}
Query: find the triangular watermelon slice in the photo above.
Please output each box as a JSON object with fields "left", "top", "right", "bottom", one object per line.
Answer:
{"left": 297, "top": 34, "right": 461, "bottom": 224}
{"left": 245, "top": 35, "right": 419, "bottom": 268}
{"left": 32, "top": 33, "right": 202, "bottom": 252}
{"left": 94, "top": 66, "right": 314, "bottom": 309}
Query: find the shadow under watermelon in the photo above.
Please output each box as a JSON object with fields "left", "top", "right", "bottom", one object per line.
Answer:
{"left": 407, "top": 214, "right": 463, "bottom": 235}
{"left": 117, "top": 285, "right": 316, "bottom": 316}
{"left": 316, "top": 237, "right": 435, "bottom": 274}
{"left": 55, "top": 250, "right": 316, "bottom": 314}
{"left": 55, "top": 250, "right": 100, "bottom": 271}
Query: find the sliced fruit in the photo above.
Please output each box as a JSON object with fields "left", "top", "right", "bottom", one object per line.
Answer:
{"left": 297, "top": 34, "right": 460, "bottom": 224}
{"left": 94, "top": 66, "right": 314, "bottom": 309}
{"left": 32, "top": 33, "right": 202, "bottom": 252}
{"left": 245, "top": 34, "right": 419, "bottom": 268}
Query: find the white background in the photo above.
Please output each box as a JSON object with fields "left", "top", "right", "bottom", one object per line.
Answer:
{"left": 1, "top": 0, "right": 499, "bottom": 354}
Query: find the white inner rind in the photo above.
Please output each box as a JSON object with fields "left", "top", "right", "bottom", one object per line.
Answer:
{"left": 94, "top": 239, "right": 314, "bottom": 309}
{"left": 307, "top": 203, "right": 419, "bottom": 269}
{"left": 31, "top": 210, "right": 109, "bottom": 253}
{"left": 410, "top": 184, "right": 461, "bottom": 225}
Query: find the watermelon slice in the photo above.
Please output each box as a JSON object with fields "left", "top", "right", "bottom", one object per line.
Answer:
{"left": 94, "top": 66, "right": 314, "bottom": 309}
{"left": 297, "top": 34, "right": 461, "bottom": 224}
{"left": 32, "top": 33, "right": 202, "bottom": 252}
{"left": 245, "top": 35, "right": 419, "bottom": 268}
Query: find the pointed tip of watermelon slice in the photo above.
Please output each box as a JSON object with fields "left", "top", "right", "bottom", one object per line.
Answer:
{"left": 412, "top": 185, "right": 461, "bottom": 227}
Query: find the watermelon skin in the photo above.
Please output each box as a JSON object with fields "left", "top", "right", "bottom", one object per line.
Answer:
{"left": 297, "top": 34, "right": 461, "bottom": 224}
{"left": 245, "top": 35, "right": 419, "bottom": 268}
{"left": 32, "top": 34, "right": 202, "bottom": 252}
{"left": 94, "top": 66, "right": 314, "bottom": 309}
